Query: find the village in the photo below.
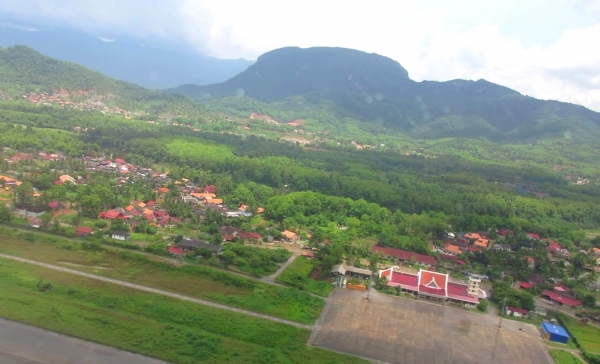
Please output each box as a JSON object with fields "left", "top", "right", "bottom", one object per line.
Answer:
{"left": 1, "top": 143, "right": 600, "bottom": 364}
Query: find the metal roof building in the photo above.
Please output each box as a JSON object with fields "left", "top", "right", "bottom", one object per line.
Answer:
{"left": 541, "top": 322, "right": 570, "bottom": 344}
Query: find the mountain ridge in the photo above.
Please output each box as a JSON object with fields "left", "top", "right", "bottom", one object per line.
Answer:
{"left": 171, "top": 46, "right": 600, "bottom": 141}
{"left": 0, "top": 22, "right": 253, "bottom": 88}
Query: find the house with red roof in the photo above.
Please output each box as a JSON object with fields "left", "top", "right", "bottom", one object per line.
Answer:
{"left": 371, "top": 246, "right": 437, "bottom": 267}
{"left": 203, "top": 185, "right": 217, "bottom": 194}
{"left": 114, "top": 158, "right": 126, "bottom": 164}
{"left": 48, "top": 201, "right": 61, "bottom": 210}
{"left": 527, "top": 233, "right": 541, "bottom": 240}
{"left": 100, "top": 209, "right": 125, "bottom": 220}
{"left": 237, "top": 232, "right": 262, "bottom": 242}
{"left": 168, "top": 246, "right": 185, "bottom": 256}
{"left": 519, "top": 282, "right": 533, "bottom": 290}
{"left": 76, "top": 226, "right": 94, "bottom": 237}
{"left": 506, "top": 306, "right": 529, "bottom": 318}
{"left": 541, "top": 290, "right": 582, "bottom": 308}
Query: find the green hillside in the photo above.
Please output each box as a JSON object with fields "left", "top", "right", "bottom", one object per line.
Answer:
{"left": 0, "top": 45, "right": 205, "bottom": 116}
{"left": 172, "top": 46, "right": 600, "bottom": 142}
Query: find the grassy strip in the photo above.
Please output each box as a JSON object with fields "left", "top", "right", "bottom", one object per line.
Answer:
{"left": 0, "top": 229, "right": 324, "bottom": 324}
{"left": 559, "top": 314, "right": 600, "bottom": 353}
{"left": 0, "top": 258, "right": 367, "bottom": 364}
{"left": 276, "top": 256, "right": 334, "bottom": 297}
{"left": 549, "top": 349, "right": 584, "bottom": 364}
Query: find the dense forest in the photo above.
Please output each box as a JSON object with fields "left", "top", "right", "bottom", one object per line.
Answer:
{"left": 2, "top": 101, "right": 600, "bottom": 241}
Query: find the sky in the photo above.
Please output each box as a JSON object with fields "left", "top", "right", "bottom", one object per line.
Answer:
{"left": 1, "top": 0, "right": 599, "bottom": 111}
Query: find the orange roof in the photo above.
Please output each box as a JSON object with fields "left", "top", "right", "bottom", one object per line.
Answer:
{"left": 158, "top": 187, "right": 169, "bottom": 193}
{"left": 257, "top": 207, "right": 265, "bottom": 214}
{"left": 526, "top": 257, "right": 535, "bottom": 263}
{"left": 208, "top": 198, "right": 223, "bottom": 204}
{"left": 282, "top": 230, "right": 297, "bottom": 239}
{"left": 125, "top": 205, "right": 135, "bottom": 211}
{"left": 593, "top": 247, "right": 600, "bottom": 255}
{"left": 474, "top": 239, "right": 488, "bottom": 248}
{"left": 33, "top": 191, "right": 42, "bottom": 198}
{"left": 143, "top": 208, "right": 153, "bottom": 215}
{"left": 465, "top": 233, "right": 482, "bottom": 240}
{"left": 191, "top": 192, "right": 216, "bottom": 199}
{"left": 138, "top": 202, "right": 146, "bottom": 208}
{"left": 445, "top": 244, "right": 460, "bottom": 254}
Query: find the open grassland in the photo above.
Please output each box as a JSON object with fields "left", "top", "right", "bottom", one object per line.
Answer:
{"left": 276, "top": 256, "right": 334, "bottom": 297}
{"left": 549, "top": 350, "right": 584, "bottom": 364}
{"left": 561, "top": 315, "right": 600, "bottom": 353}
{"left": 0, "top": 258, "right": 366, "bottom": 364}
{"left": 0, "top": 229, "right": 324, "bottom": 324}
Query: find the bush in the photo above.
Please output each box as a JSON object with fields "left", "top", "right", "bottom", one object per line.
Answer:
{"left": 477, "top": 299, "right": 488, "bottom": 312}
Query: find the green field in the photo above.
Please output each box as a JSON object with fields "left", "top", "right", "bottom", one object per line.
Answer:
{"left": 0, "top": 230, "right": 324, "bottom": 324}
{"left": 276, "top": 256, "right": 334, "bottom": 297}
{"left": 560, "top": 315, "right": 600, "bottom": 353}
{"left": 549, "top": 350, "right": 584, "bottom": 364}
{"left": 0, "top": 258, "right": 366, "bottom": 364}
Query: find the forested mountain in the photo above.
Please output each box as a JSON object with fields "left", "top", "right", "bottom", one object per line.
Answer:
{"left": 0, "top": 45, "right": 204, "bottom": 115}
{"left": 0, "top": 23, "right": 253, "bottom": 88}
{"left": 172, "top": 47, "right": 600, "bottom": 142}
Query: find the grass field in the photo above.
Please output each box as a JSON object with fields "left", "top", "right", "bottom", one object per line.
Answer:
{"left": 276, "top": 256, "right": 334, "bottom": 297}
{"left": 0, "top": 258, "right": 367, "bottom": 364}
{"left": 560, "top": 315, "right": 600, "bottom": 353}
{"left": 0, "top": 229, "right": 324, "bottom": 324}
{"left": 549, "top": 350, "right": 584, "bottom": 364}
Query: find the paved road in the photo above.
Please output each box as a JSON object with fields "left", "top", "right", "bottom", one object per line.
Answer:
{"left": 0, "top": 253, "right": 313, "bottom": 330}
{"left": 0, "top": 318, "right": 166, "bottom": 364}
{"left": 261, "top": 251, "right": 301, "bottom": 283}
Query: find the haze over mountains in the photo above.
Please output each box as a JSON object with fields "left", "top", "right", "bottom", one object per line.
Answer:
{"left": 0, "top": 21, "right": 253, "bottom": 89}
{"left": 173, "top": 47, "right": 600, "bottom": 141}
{"left": 1, "top": 40, "right": 600, "bottom": 143}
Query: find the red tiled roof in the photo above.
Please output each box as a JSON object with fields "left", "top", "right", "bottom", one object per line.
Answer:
{"left": 115, "top": 158, "right": 125, "bottom": 164}
{"left": 144, "top": 213, "right": 155, "bottom": 221}
{"left": 447, "top": 282, "right": 479, "bottom": 303}
{"left": 371, "top": 246, "right": 437, "bottom": 266}
{"left": 146, "top": 200, "right": 156, "bottom": 207}
{"left": 168, "top": 246, "right": 184, "bottom": 255}
{"left": 76, "top": 226, "right": 93, "bottom": 236}
{"left": 507, "top": 306, "right": 529, "bottom": 315}
{"left": 102, "top": 210, "right": 122, "bottom": 219}
{"left": 388, "top": 271, "right": 418, "bottom": 289}
{"left": 519, "top": 282, "right": 533, "bottom": 289}
{"left": 542, "top": 290, "right": 582, "bottom": 307}
{"left": 48, "top": 201, "right": 61, "bottom": 208}
{"left": 237, "top": 232, "right": 262, "bottom": 240}
{"left": 527, "top": 233, "right": 541, "bottom": 240}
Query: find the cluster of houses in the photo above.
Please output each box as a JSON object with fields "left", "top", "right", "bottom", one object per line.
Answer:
{"left": 21, "top": 92, "right": 130, "bottom": 116}
{"left": 100, "top": 199, "right": 181, "bottom": 228}
{"left": 3, "top": 149, "right": 64, "bottom": 165}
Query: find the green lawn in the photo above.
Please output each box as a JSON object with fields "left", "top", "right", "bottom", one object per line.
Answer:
{"left": 0, "top": 229, "right": 324, "bottom": 324}
{"left": 549, "top": 349, "right": 584, "bottom": 364}
{"left": 560, "top": 315, "right": 600, "bottom": 353}
{"left": 0, "top": 258, "right": 367, "bottom": 364}
{"left": 276, "top": 256, "right": 334, "bottom": 297}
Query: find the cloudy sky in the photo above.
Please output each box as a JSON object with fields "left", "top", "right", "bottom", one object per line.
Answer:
{"left": 1, "top": 0, "right": 599, "bottom": 111}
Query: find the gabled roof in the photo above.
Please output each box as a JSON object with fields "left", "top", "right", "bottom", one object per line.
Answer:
{"left": 371, "top": 246, "right": 437, "bottom": 266}
{"left": 527, "top": 233, "right": 541, "bottom": 240}
{"left": 282, "top": 230, "right": 298, "bottom": 239}
{"left": 76, "top": 226, "right": 94, "bottom": 236}
{"left": 542, "top": 290, "right": 582, "bottom": 307}
{"left": 444, "top": 244, "right": 460, "bottom": 254}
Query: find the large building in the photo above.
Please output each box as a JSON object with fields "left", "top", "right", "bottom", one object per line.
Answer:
{"left": 379, "top": 267, "right": 484, "bottom": 307}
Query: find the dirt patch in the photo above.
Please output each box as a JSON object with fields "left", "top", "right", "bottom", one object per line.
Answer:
{"left": 52, "top": 208, "right": 77, "bottom": 221}
{"left": 309, "top": 266, "right": 324, "bottom": 280}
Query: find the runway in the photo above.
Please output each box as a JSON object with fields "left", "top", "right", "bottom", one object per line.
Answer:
{"left": 0, "top": 318, "right": 166, "bottom": 364}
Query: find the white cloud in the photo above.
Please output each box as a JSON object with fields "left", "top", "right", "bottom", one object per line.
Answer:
{"left": 96, "top": 37, "right": 116, "bottom": 43}
{"left": 0, "top": 0, "right": 598, "bottom": 111}
{"left": 0, "top": 21, "right": 38, "bottom": 31}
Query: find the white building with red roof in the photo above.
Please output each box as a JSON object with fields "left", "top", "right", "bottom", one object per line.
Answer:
{"left": 379, "top": 267, "right": 483, "bottom": 307}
